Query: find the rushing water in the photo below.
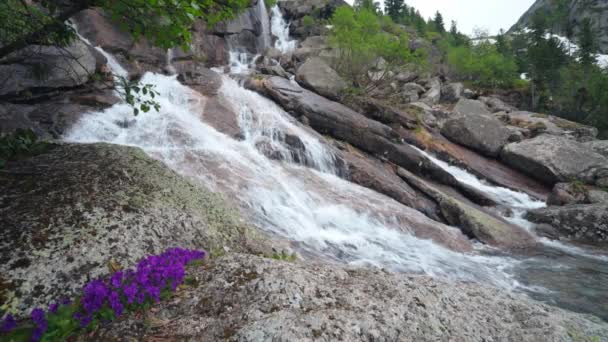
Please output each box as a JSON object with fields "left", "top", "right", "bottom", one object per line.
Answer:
{"left": 66, "top": 7, "right": 608, "bottom": 320}
{"left": 270, "top": 5, "right": 297, "bottom": 53}
{"left": 414, "top": 146, "right": 608, "bottom": 320}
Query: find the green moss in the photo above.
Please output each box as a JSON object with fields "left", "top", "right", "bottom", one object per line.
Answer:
{"left": 266, "top": 251, "right": 297, "bottom": 262}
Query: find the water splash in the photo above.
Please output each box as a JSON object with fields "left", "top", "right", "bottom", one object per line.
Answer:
{"left": 256, "top": 0, "right": 272, "bottom": 51}
{"left": 271, "top": 5, "right": 297, "bottom": 53}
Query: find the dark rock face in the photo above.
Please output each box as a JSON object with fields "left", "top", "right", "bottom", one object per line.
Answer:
{"left": 0, "top": 40, "right": 97, "bottom": 96}
{"left": 295, "top": 57, "right": 346, "bottom": 100}
{"left": 526, "top": 204, "right": 608, "bottom": 244}
{"left": 0, "top": 143, "right": 268, "bottom": 315}
{"left": 501, "top": 134, "right": 608, "bottom": 185}
{"left": 441, "top": 114, "right": 513, "bottom": 157}
{"left": 89, "top": 254, "right": 608, "bottom": 341}
{"left": 511, "top": 0, "right": 608, "bottom": 54}
{"left": 441, "top": 82, "right": 464, "bottom": 103}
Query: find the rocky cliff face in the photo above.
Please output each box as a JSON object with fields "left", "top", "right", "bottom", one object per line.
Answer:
{"left": 511, "top": 0, "right": 608, "bottom": 53}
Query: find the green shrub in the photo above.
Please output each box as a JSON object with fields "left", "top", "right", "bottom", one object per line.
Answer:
{"left": 0, "top": 129, "right": 50, "bottom": 169}
{"left": 302, "top": 15, "right": 314, "bottom": 28}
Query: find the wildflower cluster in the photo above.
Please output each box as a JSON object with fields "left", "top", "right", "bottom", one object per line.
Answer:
{"left": 1, "top": 248, "right": 205, "bottom": 341}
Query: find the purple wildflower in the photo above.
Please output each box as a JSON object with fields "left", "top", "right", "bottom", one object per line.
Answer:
{"left": 110, "top": 271, "right": 124, "bottom": 289}
{"left": 31, "top": 308, "right": 47, "bottom": 342}
{"left": 82, "top": 280, "right": 109, "bottom": 313}
{"left": 1, "top": 314, "right": 16, "bottom": 333}
{"left": 109, "top": 291, "right": 124, "bottom": 317}
{"left": 48, "top": 303, "right": 59, "bottom": 314}
{"left": 122, "top": 282, "right": 138, "bottom": 304}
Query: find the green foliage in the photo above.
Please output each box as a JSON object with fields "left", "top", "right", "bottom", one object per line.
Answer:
{"left": 116, "top": 77, "right": 161, "bottom": 116}
{"left": 0, "top": 129, "right": 49, "bottom": 169}
{"left": 447, "top": 42, "right": 518, "bottom": 89}
{"left": 329, "top": 6, "right": 424, "bottom": 93}
{"left": 302, "top": 15, "right": 315, "bottom": 28}
{"left": 264, "top": 0, "right": 278, "bottom": 8}
{"left": 267, "top": 251, "right": 297, "bottom": 262}
{"left": 354, "top": 0, "right": 381, "bottom": 14}
{"left": 384, "top": 0, "right": 404, "bottom": 22}
{"left": 432, "top": 11, "right": 445, "bottom": 33}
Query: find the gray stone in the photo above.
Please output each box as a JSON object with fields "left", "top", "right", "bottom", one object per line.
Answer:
{"left": 0, "top": 40, "right": 97, "bottom": 96}
{"left": 479, "top": 96, "right": 517, "bottom": 113}
{"left": 441, "top": 82, "right": 464, "bottom": 102}
{"left": 0, "top": 143, "right": 269, "bottom": 315}
{"left": 420, "top": 77, "right": 441, "bottom": 105}
{"left": 452, "top": 98, "right": 491, "bottom": 116}
{"left": 585, "top": 140, "right": 608, "bottom": 158}
{"left": 89, "top": 254, "right": 608, "bottom": 341}
{"left": 441, "top": 114, "right": 512, "bottom": 157}
{"left": 295, "top": 57, "right": 347, "bottom": 100}
{"left": 400, "top": 82, "right": 426, "bottom": 103}
{"left": 526, "top": 204, "right": 608, "bottom": 244}
{"left": 501, "top": 135, "right": 608, "bottom": 185}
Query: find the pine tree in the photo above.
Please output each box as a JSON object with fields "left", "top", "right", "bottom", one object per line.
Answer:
{"left": 578, "top": 18, "right": 597, "bottom": 69}
{"left": 354, "top": 0, "right": 380, "bottom": 14}
{"left": 433, "top": 11, "right": 445, "bottom": 33}
{"left": 384, "top": 0, "right": 403, "bottom": 22}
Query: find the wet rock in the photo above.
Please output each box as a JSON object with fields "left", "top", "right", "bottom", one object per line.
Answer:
{"left": 0, "top": 40, "right": 97, "bottom": 96}
{"left": 441, "top": 82, "right": 464, "bottom": 103}
{"left": 452, "top": 98, "right": 491, "bottom": 116}
{"left": 202, "top": 97, "right": 242, "bottom": 138}
{"left": 245, "top": 76, "right": 475, "bottom": 191}
{"left": 501, "top": 135, "right": 608, "bottom": 186}
{"left": 397, "top": 168, "right": 535, "bottom": 248}
{"left": 69, "top": 92, "right": 121, "bottom": 108}
{"left": 176, "top": 65, "right": 223, "bottom": 96}
{"left": 337, "top": 143, "right": 440, "bottom": 220}
{"left": 90, "top": 254, "right": 608, "bottom": 341}
{"left": 402, "top": 127, "right": 551, "bottom": 201}
{"left": 526, "top": 204, "right": 608, "bottom": 244}
{"left": 295, "top": 57, "right": 346, "bottom": 100}
{"left": 0, "top": 143, "right": 270, "bottom": 315}
{"left": 441, "top": 114, "right": 512, "bottom": 157}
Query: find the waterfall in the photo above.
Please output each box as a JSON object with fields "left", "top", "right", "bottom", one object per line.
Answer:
{"left": 271, "top": 5, "right": 297, "bottom": 53}
{"left": 64, "top": 47, "right": 524, "bottom": 291}
{"left": 257, "top": 0, "right": 272, "bottom": 52}
{"left": 414, "top": 145, "right": 608, "bottom": 262}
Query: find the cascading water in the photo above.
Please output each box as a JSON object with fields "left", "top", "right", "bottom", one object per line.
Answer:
{"left": 271, "top": 5, "right": 297, "bottom": 53}
{"left": 65, "top": 47, "right": 527, "bottom": 293}
{"left": 256, "top": 0, "right": 272, "bottom": 51}
{"left": 67, "top": 17, "right": 607, "bottom": 319}
{"left": 413, "top": 145, "right": 608, "bottom": 319}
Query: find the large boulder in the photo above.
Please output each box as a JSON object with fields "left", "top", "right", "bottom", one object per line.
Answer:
{"left": 0, "top": 143, "right": 269, "bottom": 315}
{"left": 526, "top": 205, "right": 608, "bottom": 244}
{"left": 501, "top": 135, "right": 608, "bottom": 185}
{"left": 479, "top": 96, "right": 517, "bottom": 113}
{"left": 0, "top": 40, "right": 97, "bottom": 96}
{"left": 441, "top": 114, "right": 513, "bottom": 157}
{"left": 90, "top": 254, "right": 608, "bottom": 341}
{"left": 397, "top": 168, "right": 534, "bottom": 248}
{"left": 295, "top": 57, "right": 347, "bottom": 100}
{"left": 452, "top": 98, "right": 491, "bottom": 116}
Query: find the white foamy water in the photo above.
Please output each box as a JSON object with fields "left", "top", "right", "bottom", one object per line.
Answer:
{"left": 271, "top": 5, "right": 297, "bottom": 53}
{"left": 63, "top": 50, "right": 529, "bottom": 291}
{"left": 413, "top": 146, "right": 608, "bottom": 262}
{"left": 257, "top": 0, "right": 272, "bottom": 51}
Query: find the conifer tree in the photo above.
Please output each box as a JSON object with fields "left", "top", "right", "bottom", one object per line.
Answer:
{"left": 433, "top": 11, "right": 445, "bottom": 33}
{"left": 384, "top": 0, "right": 404, "bottom": 22}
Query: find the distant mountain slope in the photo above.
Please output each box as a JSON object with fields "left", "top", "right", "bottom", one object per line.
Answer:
{"left": 511, "top": 0, "right": 608, "bottom": 54}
